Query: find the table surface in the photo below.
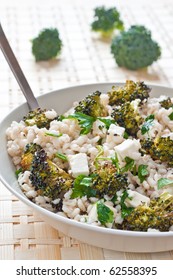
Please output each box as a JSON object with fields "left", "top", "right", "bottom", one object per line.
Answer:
{"left": 0, "top": 0, "right": 173, "bottom": 260}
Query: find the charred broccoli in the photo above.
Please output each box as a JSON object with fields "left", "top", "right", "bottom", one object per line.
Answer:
{"left": 111, "top": 25, "right": 161, "bottom": 70}
{"left": 23, "top": 108, "right": 54, "bottom": 129}
{"left": 118, "top": 192, "right": 173, "bottom": 231}
{"left": 159, "top": 97, "right": 173, "bottom": 109}
{"left": 31, "top": 28, "right": 62, "bottom": 61}
{"left": 108, "top": 80, "right": 151, "bottom": 106}
{"left": 111, "top": 101, "right": 144, "bottom": 137}
{"left": 91, "top": 6, "right": 124, "bottom": 37}
{"left": 92, "top": 162, "right": 128, "bottom": 197}
{"left": 141, "top": 136, "right": 173, "bottom": 166}
{"left": 74, "top": 91, "right": 107, "bottom": 118}
{"left": 29, "top": 148, "right": 73, "bottom": 199}
{"left": 20, "top": 143, "right": 42, "bottom": 171}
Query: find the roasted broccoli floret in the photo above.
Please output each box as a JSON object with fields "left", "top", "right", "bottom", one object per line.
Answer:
{"left": 111, "top": 101, "right": 144, "bottom": 137}
{"left": 29, "top": 148, "right": 73, "bottom": 199}
{"left": 111, "top": 25, "right": 161, "bottom": 70}
{"left": 118, "top": 192, "right": 173, "bottom": 231}
{"left": 92, "top": 162, "right": 128, "bottom": 197}
{"left": 20, "top": 143, "right": 42, "bottom": 171}
{"left": 74, "top": 91, "right": 107, "bottom": 118}
{"left": 108, "top": 80, "right": 151, "bottom": 106}
{"left": 91, "top": 6, "right": 124, "bottom": 37}
{"left": 31, "top": 28, "right": 62, "bottom": 61}
{"left": 159, "top": 97, "right": 173, "bottom": 109}
{"left": 23, "top": 108, "right": 54, "bottom": 129}
{"left": 141, "top": 136, "right": 173, "bottom": 166}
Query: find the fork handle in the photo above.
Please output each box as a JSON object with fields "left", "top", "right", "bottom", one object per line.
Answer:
{"left": 0, "top": 23, "right": 39, "bottom": 110}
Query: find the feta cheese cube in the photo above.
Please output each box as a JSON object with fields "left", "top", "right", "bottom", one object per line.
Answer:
{"left": 114, "top": 139, "right": 141, "bottom": 160}
{"left": 108, "top": 124, "right": 125, "bottom": 136}
{"left": 92, "top": 119, "right": 106, "bottom": 137}
{"left": 125, "top": 190, "right": 150, "bottom": 208}
{"left": 68, "top": 153, "right": 89, "bottom": 178}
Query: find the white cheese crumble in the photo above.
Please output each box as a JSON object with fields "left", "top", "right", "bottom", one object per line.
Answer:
{"left": 114, "top": 139, "right": 141, "bottom": 160}
{"left": 68, "top": 153, "right": 89, "bottom": 178}
{"left": 125, "top": 190, "right": 150, "bottom": 208}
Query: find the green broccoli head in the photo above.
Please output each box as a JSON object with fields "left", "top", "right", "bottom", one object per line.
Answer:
{"left": 31, "top": 28, "right": 62, "bottom": 61}
{"left": 91, "top": 6, "right": 124, "bottom": 37}
{"left": 23, "top": 108, "right": 54, "bottom": 129}
{"left": 92, "top": 162, "right": 128, "bottom": 197}
{"left": 141, "top": 136, "right": 173, "bottom": 166}
{"left": 20, "top": 143, "right": 42, "bottom": 171}
{"left": 108, "top": 80, "right": 151, "bottom": 106}
{"left": 29, "top": 148, "right": 73, "bottom": 200}
{"left": 118, "top": 192, "right": 173, "bottom": 231}
{"left": 74, "top": 91, "right": 108, "bottom": 118}
{"left": 159, "top": 97, "right": 173, "bottom": 109}
{"left": 111, "top": 101, "right": 144, "bottom": 137}
{"left": 111, "top": 25, "right": 161, "bottom": 70}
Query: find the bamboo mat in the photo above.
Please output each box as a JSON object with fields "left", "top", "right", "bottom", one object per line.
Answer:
{"left": 1, "top": 0, "right": 173, "bottom": 259}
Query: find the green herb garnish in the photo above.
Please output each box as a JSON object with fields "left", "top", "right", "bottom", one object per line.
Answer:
{"left": 68, "top": 112, "right": 95, "bottom": 135}
{"left": 141, "top": 114, "right": 155, "bottom": 135}
{"left": 120, "top": 191, "right": 134, "bottom": 218}
{"left": 71, "top": 174, "right": 96, "bottom": 198}
{"left": 123, "top": 131, "right": 129, "bottom": 139}
{"left": 97, "top": 118, "right": 115, "bottom": 129}
{"left": 15, "top": 168, "right": 23, "bottom": 178}
{"left": 138, "top": 164, "right": 149, "bottom": 183}
{"left": 55, "top": 152, "right": 68, "bottom": 161}
{"left": 45, "top": 132, "right": 63, "bottom": 137}
{"left": 168, "top": 112, "right": 173, "bottom": 121}
{"left": 121, "top": 157, "right": 135, "bottom": 173}
{"left": 97, "top": 201, "right": 114, "bottom": 225}
{"left": 157, "top": 178, "right": 173, "bottom": 189}
{"left": 111, "top": 152, "right": 120, "bottom": 173}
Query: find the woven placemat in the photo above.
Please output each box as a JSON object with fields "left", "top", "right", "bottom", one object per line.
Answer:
{"left": 1, "top": 0, "right": 173, "bottom": 259}
{"left": 1, "top": 182, "right": 173, "bottom": 260}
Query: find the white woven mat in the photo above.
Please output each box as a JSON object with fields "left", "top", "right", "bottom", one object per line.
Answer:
{"left": 0, "top": 0, "right": 173, "bottom": 259}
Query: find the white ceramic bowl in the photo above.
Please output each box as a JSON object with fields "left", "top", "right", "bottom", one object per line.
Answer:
{"left": 1, "top": 82, "right": 173, "bottom": 253}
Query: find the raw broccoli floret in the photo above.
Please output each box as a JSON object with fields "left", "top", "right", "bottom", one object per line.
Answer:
{"left": 23, "top": 108, "right": 55, "bottom": 129}
{"left": 29, "top": 148, "right": 73, "bottom": 200}
{"left": 141, "top": 136, "right": 173, "bottom": 166}
{"left": 31, "top": 28, "right": 62, "bottom": 61}
{"left": 159, "top": 97, "right": 173, "bottom": 109}
{"left": 20, "top": 143, "right": 42, "bottom": 171}
{"left": 111, "top": 101, "right": 144, "bottom": 137}
{"left": 118, "top": 192, "right": 173, "bottom": 231}
{"left": 74, "top": 91, "right": 108, "bottom": 118}
{"left": 108, "top": 80, "right": 151, "bottom": 106}
{"left": 111, "top": 25, "right": 161, "bottom": 70}
{"left": 92, "top": 162, "right": 128, "bottom": 197}
{"left": 91, "top": 6, "right": 124, "bottom": 37}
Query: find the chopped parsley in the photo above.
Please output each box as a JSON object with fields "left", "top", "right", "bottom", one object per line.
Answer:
{"left": 168, "top": 112, "right": 173, "bottom": 121}
{"left": 97, "top": 200, "right": 114, "bottom": 225}
{"left": 120, "top": 191, "right": 134, "bottom": 218}
{"left": 71, "top": 174, "right": 96, "bottom": 198}
{"left": 137, "top": 164, "right": 149, "bottom": 183}
{"left": 141, "top": 114, "right": 155, "bottom": 135}
{"left": 157, "top": 178, "right": 173, "bottom": 189}
{"left": 121, "top": 157, "right": 135, "bottom": 173}
{"left": 97, "top": 118, "right": 115, "bottom": 129}
{"left": 68, "top": 112, "right": 95, "bottom": 135}
{"left": 15, "top": 168, "right": 23, "bottom": 178}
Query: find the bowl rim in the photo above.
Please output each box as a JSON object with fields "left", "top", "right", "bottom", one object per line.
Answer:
{"left": 1, "top": 81, "right": 173, "bottom": 239}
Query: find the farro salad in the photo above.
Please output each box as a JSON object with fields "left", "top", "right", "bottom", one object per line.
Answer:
{"left": 6, "top": 80, "right": 173, "bottom": 232}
